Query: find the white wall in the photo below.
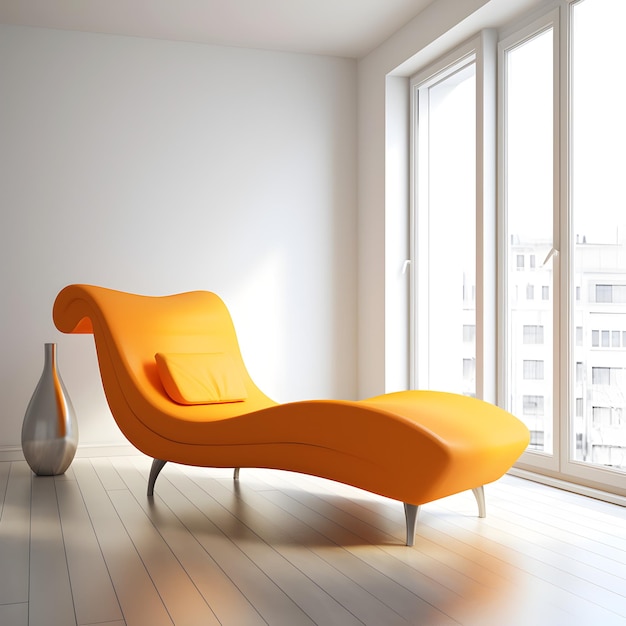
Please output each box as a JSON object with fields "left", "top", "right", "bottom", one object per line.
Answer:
{"left": 0, "top": 25, "right": 357, "bottom": 452}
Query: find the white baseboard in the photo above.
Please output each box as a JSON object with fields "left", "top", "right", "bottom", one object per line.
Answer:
{"left": 0, "top": 443, "right": 141, "bottom": 463}
{"left": 74, "top": 443, "right": 142, "bottom": 458}
{"left": 508, "top": 467, "right": 626, "bottom": 508}
{"left": 0, "top": 447, "right": 27, "bottom": 462}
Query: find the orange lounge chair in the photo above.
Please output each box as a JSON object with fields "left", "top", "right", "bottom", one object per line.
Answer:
{"left": 53, "top": 284, "right": 529, "bottom": 545}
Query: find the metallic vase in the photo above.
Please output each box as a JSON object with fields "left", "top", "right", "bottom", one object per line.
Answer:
{"left": 22, "top": 343, "right": 78, "bottom": 475}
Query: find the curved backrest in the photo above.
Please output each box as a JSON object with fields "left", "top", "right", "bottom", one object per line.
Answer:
{"left": 53, "top": 285, "right": 276, "bottom": 439}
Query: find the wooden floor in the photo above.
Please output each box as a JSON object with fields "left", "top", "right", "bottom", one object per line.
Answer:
{"left": 0, "top": 457, "right": 625, "bottom": 626}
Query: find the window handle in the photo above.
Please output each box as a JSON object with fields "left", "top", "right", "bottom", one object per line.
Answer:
{"left": 542, "top": 247, "right": 559, "bottom": 267}
{"left": 402, "top": 260, "right": 411, "bottom": 275}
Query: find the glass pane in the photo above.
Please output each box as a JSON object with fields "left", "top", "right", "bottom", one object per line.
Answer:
{"left": 571, "top": 0, "right": 626, "bottom": 471}
{"left": 504, "top": 28, "right": 554, "bottom": 454}
{"left": 422, "top": 63, "right": 476, "bottom": 395}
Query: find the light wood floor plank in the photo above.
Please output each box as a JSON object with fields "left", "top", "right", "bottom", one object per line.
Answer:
{"left": 55, "top": 476, "right": 124, "bottom": 625}
{"left": 257, "top": 481, "right": 498, "bottom": 625}
{"left": 242, "top": 469, "right": 620, "bottom": 626}
{"left": 118, "top": 456, "right": 286, "bottom": 625}
{"left": 145, "top": 461, "right": 322, "bottom": 626}
{"left": 194, "top": 476, "right": 412, "bottom": 625}
{"left": 71, "top": 459, "right": 174, "bottom": 626}
{"left": 108, "top": 487, "right": 221, "bottom": 626}
{"left": 495, "top": 475, "right": 626, "bottom": 531}
{"left": 426, "top": 496, "right": 626, "bottom": 616}
{"left": 0, "top": 602, "right": 28, "bottom": 626}
{"left": 250, "top": 468, "right": 410, "bottom": 544}
{"left": 29, "top": 476, "right": 76, "bottom": 626}
{"left": 0, "top": 460, "right": 11, "bottom": 518}
{"left": 204, "top": 470, "right": 459, "bottom": 625}
{"left": 254, "top": 471, "right": 488, "bottom": 589}
{"left": 1, "top": 458, "right": 625, "bottom": 625}
{"left": 0, "top": 462, "right": 31, "bottom": 606}
{"left": 420, "top": 495, "right": 626, "bottom": 624}
{"left": 487, "top": 477, "right": 626, "bottom": 554}
{"left": 472, "top": 488, "right": 626, "bottom": 583}
{"left": 89, "top": 456, "right": 128, "bottom": 492}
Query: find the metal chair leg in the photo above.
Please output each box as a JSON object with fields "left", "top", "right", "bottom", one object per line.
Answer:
{"left": 472, "top": 485, "right": 486, "bottom": 518}
{"left": 404, "top": 502, "right": 420, "bottom": 546}
{"left": 147, "top": 459, "right": 167, "bottom": 496}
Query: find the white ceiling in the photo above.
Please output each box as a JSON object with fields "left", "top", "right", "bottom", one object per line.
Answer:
{"left": 0, "top": 0, "right": 438, "bottom": 58}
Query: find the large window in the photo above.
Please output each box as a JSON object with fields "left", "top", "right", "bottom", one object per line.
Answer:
{"left": 410, "top": 0, "right": 626, "bottom": 496}
{"left": 410, "top": 49, "right": 477, "bottom": 396}
{"left": 570, "top": 0, "right": 626, "bottom": 479}
{"left": 501, "top": 21, "right": 555, "bottom": 457}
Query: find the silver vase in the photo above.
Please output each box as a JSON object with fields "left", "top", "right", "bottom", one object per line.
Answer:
{"left": 22, "top": 343, "right": 79, "bottom": 475}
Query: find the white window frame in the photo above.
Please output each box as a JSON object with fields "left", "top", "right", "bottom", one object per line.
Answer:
{"left": 558, "top": 0, "right": 626, "bottom": 493}
{"left": 409, "top": 31, "right": 497, "bottom": 402}
{"left": 497, "top": 8, "right": 561, "bottom": 474}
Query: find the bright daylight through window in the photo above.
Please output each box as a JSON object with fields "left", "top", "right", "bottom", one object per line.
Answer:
{"left": 411, "top": 57, "right": 476, "bottom": 397}
{"left": 570, "top": 0, "right": 626, "bottom": 471}
{"left": 503, "top": 26, "right": 554, "bottom": 455}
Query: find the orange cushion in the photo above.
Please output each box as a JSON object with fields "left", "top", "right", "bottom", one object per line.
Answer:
{"left": 155, "top": 352, "right": 248, "bottom": 405}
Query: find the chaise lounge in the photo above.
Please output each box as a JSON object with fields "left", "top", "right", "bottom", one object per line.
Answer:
{"left": 53, "top": 283, "right": 529, "bottom": 545}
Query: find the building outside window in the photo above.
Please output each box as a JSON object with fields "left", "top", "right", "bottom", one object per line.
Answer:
{"left": 523, "top": 325, "right": 544, "bottom": 344}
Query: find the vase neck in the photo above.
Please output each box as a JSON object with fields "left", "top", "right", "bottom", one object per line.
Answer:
{"left": 44, "top": 343, "right": 57, "bottom": 367}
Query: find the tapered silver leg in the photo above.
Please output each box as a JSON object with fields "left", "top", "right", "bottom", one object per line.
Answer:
{"left": 147, "top": 459, "right": 167, "bottom": 496}
{"left": 404, "top": 503, "right": 420, "bottom": 546}
{"left": 472, "top": 485, "right": 486, "bottom": 518}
